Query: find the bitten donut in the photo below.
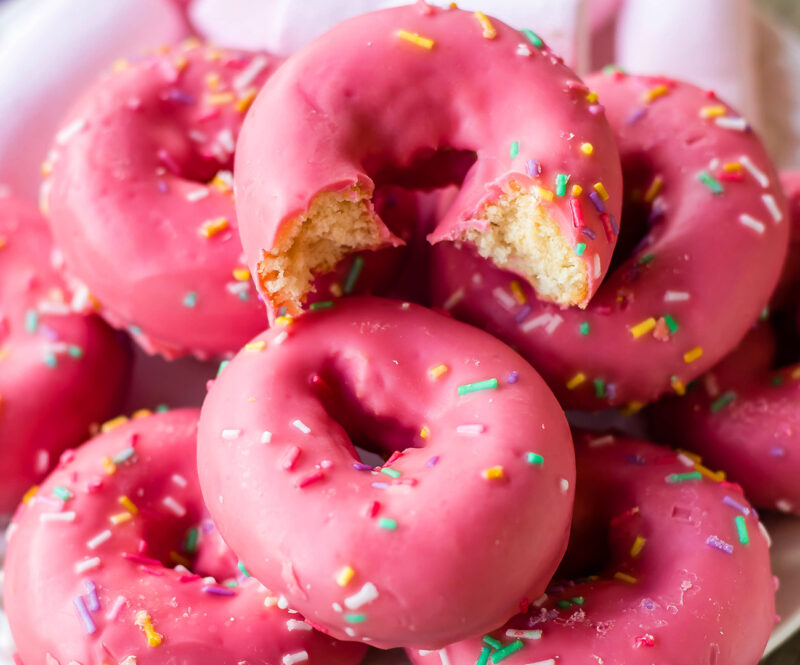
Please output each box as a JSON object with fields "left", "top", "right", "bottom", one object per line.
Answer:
{"left": 198, "top": 298, "right": 575, "bottom": 649}
{"left": 4, "top": 409, "right": 367, "bottom": 665}
{"left": 409, "top": 431, "right": 775, "bottom": 665}
{"left": 650, "top": 322, "right": 800, "bottom": 514}
{"left": 433, "top": 72, "right": 789, "bottom": 410}
{"left": 235, "top": 2, "right": 623, "bottom": 315}
{"left": 0, "top": 196, "right": 130, "bottom": 514}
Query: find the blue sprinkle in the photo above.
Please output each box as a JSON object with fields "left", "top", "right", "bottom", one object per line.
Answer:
{"left": 183, "top": 291, "right": 198, "bottom": 308}
{"left": 371, "top": 482, "right": 389, "bottom": 490}
{"left": 427, "top": 456, "right": 440, "bottom": 468}
{"left": 42, "top": 351, "right": 58, "bottom": 368}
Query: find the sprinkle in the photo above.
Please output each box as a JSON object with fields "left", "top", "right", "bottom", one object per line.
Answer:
{"left": 40, "top": 511, "right": 76, "bottom": 523}
{"left": 700, "top": 105, "right": 727, "bottom": 118}
{"left": 739, "top": 214, "right": 765, "bottom": 234}
{"left": 56, "top": 118, "right": 87, "bottom": 145}
{"left": 735, "top": 515, "right": 750, "bottom": 545}
{"left": 715, "top": 116, "right": 748, "bottom": 131}
{"left": 667, "top": 471, "right": 702, "bottom": 483}
{"left": 84, "top": 580, "right": 100, "bottom": 611}
{"left": 162, "top": 496, "right": 186, "bottom": 517}
{"left": 343, "top": 255, "right": 365, "bottom": 294}
{"left": 664, "top": 290, "right": 690, "bottom": 302}
{"left": 344, "top": 613, "right": 366, "bottom": 623}
{"left": 588, "top": 190, "right": 606, "bottom": 212}
{"left": 420, "top": 425, "right": 431, "bottom": 439}
{"left": 643, "top": 84, "right": 669, "bottom": 103}
{"left": 490, "top": 639, "right": 524, "bottom": 663}
{"left": 112, "top": 447, "right": 135, "bottom": 464}
{"left": 710, "top": 391, "right": 737, "bottom": 412}
{"left": 505, "top": 629, "right": 542, "bottom": 640}
{"left": 336, "top": 566, "right": 355, "bottom": 587}
{"left": 287, "top": 619, "right": 312, "bottom": 632}
{"left": 516, "top": 43, "right": 531, "bottom": 57}
{"left": 762, "top": 194, "right": 782, "bottom": 223}
{"left": 509, "top": 281, "right": 527, "bottom": 304}
{"left": 110, "top": 512, "right": 132, "bottom": 525}
{"left": 614, "top": 571, "right": 637, "bottom": 584}
{"left": 630, "top": 317, "right": 656, "bottom": 339}
{"left": 233, "top": 54, "right": 269, "bottom": 91}
{"left": 232, "top": 267, "right": 251, "bottom": 282}
{"left": 135, "top": 611, "right": 163, "bottom": 647}
{"left": 24, "top": 309, "right": 38, "bottom": 333}
{"left": 723, "top": 496, "right": 751, "bottom": 515}
{"left": 683, "top": 346, "right": 703, "bottom": 364}
{"left": 427, "top": 364, "right": 449, "bottom": 380}
{"left": 593, "top": 182, "right": 609, "bottom": 201}
{"left": 52, "top": 486, "right": 72, "bottom": 501}
{"left": 572, "top": 184, "right": 583, "bottom": 197}
{"left": 535, "top": 186, "right": 554, "bottom": 202}
{"left": 526, "top": 159, "right": 542, "bottom": 177}
{"left": 87, "top": 530, "right": 112, "bottom": 550}
{"left": 74, "top": 557, "right": 102, "bottom": 574}
{"left": 396, "top": 29, "right": 435, "bottom": 49}
{"left": 521, "top": 28, "right": 543, "bottom": 48}
{"left": 574, "top": 242, "right": 586, "bottom": 256}
{"left": 483, "top": 636, "right": 502, "bottom": 650}
{"left": 106, "top": 595, "right": 127, "bottom": 621}
{"left": 580, "top": 142, "right": 594, "bottom": 156}
{"left": 344, "top": 582, "right": 379, "bottom": 610}
{"left": 473, "top": 11, "right": 497, "bottom": 38}
{"left": 482, "top": 466, "right": 504, "bottom": 480}
{"left": 663, "top": 314, "right": 679, "bottom": 334}
{"left": 493, "top": 287, "right": 516, "bottom": 310}
{"left": 569, "top": 198, "right": 585, "bottom": 229}
{"left": 245, "top": 340, "right": 267, "bottom": 352}
{"left": 643, "top": 175, "right": 663, "bottom": 203}
{"left": 457, "top": 378, "right": 498, "bottom": 396}
{"left": 182, "top": 292, "right": 198, "bottom": 308}
{"left": 566, "top": 372, "right": 586, "bottom": 390}
{"left": 119, "top": 496, "right": 139, "bottom": 515}
{"left": 476, "top": 646, "right": 491, "bottom": 665}
{"left": 309, "top": 300, "right": 334, "bottom": 311}
{"left": 378, "top": 518, "right": 397, "bottom": 530}
{"left": 555, "top": 173, "right": 568, "bottom": 196}
{"left": 291, "top": 419, "right": 311, "bottom": 434}
{"left": 578, "top": 321, "right": 590, "bottom": 336}
{"left": 199, "top": 217, "right": 229, "bottom": 238}
{"left": 202, "top": 584, "right": 235, "bottom": 596}
{"left": 706, "top": 535, "right": 734, "bottom": 554}
{"left": 74, "top": 596, "right": 96, "bottom": 634}
{"left": 526, "top": 452, "right": 544, "bottom": 465}
{"left": 221, "top": 429, "right": 242, "bottom": 440}
{"left": 738, "top": 155, "right": 769, "bottom": 188}
{"left": 697, "top": 171, "right": 724, "bottom": 194}
{"left": 630, "top": 536, "right": 646, "bottom": 557}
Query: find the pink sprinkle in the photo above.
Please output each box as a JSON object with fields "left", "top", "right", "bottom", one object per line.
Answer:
{"left": 569, "top": 199, "right": 585, "bottom": 229}
{"left": 634, "top": 634, "right": 655, "bottom": 648}
{"left": 282, "top": 446, "right": 301, "bottom": 471}
{"left": 121, "top": 552, "right": 163, "bottom": 567}
{"left": 106, "top": 595, "right": 126, "bottom": 621}
{"left": 366, "top": 501, "right": 381, "bottom": 518}
{"left": 297, "top": 470, "right": 325, "bottom": 489}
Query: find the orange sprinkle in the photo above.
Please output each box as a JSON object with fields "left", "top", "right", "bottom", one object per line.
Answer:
{"left": 336, "top": 566, "right": 356, "bottom": 587}
{"left": 110, "top": 512, "right": 132, "bottom": 525}
{"left": 535, "top": 186, "right": 555, "bottom": 202}
{"left": 614, "top": 572, "right": 637, "bottom": 584}
{"left": 482, "top": 466, "right": 504, "bottom": 480}
{"left": 566, "top": 373, "right": 586, "bottom": 390}
{"left": 420, "top": 425, "right": 431, "bottom": 439}
{"left": 791, "top": 365, "right": 800, "bottom": 381}
{"left": 181, "top": 37, "right": 201, "bottom": 52}
{"left": 199, "top": 217, "right": 229, "bottom": 238}
{"left": 670, "top": 376, "right": 686, "bottom": 396}
{"left": 244, "top": 340, "right": 267, "bottom": 352}
{"left": 474, "top": 11, "right": 497, "bottom": 39}
{"left": 723, "top": 162, "right": 743, "bottom": 172}
{"left": 580, "top": 142, "right": 594, "bottom": 156}
{"left": 683, "top": 346, "right": 703, "bottom": 364}
{"left": 643, "top": 175, "right": 663, "bottom": 203}
{"left": 119, "top": 495, "right": 139, "bottom": 515}
{"left": 135, "top": 611, "right": 163, "bottom": 647}
{"left": 102, "top": 457, "right": 117, "bottom": 475}
{"left": 509, "top": 281, "right": 527, "bottom": 304}
{"left": 22, "top": 485, "right": 39, "bottom": 505}
{"left": 428, "top": 364, "right": 449, "bottom": 379}
{"left": 643, "top": 84, "right": 669, "bottom": 103}
{"left": 593, "top": 182, "right": 610, "bottom": 201}
{"left": 173, "top": 55, "right": 188, "bottom": 72}
{"left": 275, "top": 316, "right": 294, "bottom": 327}
{"left": 205, "top": 92, "right": 235, "bottom": 106}
{"left": 132, "top": 409, "right": 152, "bottom": 420}
{"left": 586, "top": 91, "right": 599, "bottom": 104}
{"left": 169, "top": 551, "right": 193, "bottom": 568}
{"left": 205, "top": 72, "right": 221, "bottom": 90}
{"left": 40, "top": 161, "right": 53, "bottom": 177}
{"left": 101, "top": 415, "right": 129, "bottom": 433}
{"left": 235, "top": 88, "right": 258, "bottom": 113}
{"left": 621, "top": 401, "right": 645, "bottom": 416}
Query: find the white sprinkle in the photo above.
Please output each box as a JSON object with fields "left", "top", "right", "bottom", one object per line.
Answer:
{"left": 588, "top": 434, "right": 615, "bottom": 448}
{"left": 525, "top": 660, "right": 556, "bottom": 665}
{"left": 292, "top": 419, "right": 311, "bottom": 434}
{"left": 776, "top": 499, "right": 793, "bottom": 513}
{"left": 332, "top": 602, "right": 343, "bottom": 613}
{"left": 35, "top": 449, "right": 50, "bottom": 474}
{"left": 593, "top": 254, "right": 601, "bottom": 279}
{"left": 162, "top": 496, "right": 187, "bottom": 517}
{"left": 106, "top": 595, "right": 127, "bottom": 621}
{"left": 516, "top": 43, "right": 532, "bottom": 57}
{"left": 762, "top": 194, "right": 783, "bottom": 223}
{"left": 282, "top": 651, "right": 309, "bottom": 665}
{"left": 715, "top": 116, "right": 748, "bottom": 131}
{"left": 261, "top": 431, "right": 273, "bottom": 444}
{"left": 664, "top": 290, "right": 690, "bottom": 302}
{"left": 221, "top": 429, "right": 241, "bottom": 440}
{"left": 533, "top": 593, "right": 549, "bottom": 607}
{"left": 438, "top": 650, "right": 452, "bottom": 665}
{"left": 759, "top": 521, "right": 773, "bottom": 548}
{"left": 74, "top": 557, "right": 102, "bottom": 574}
{"left": 264, "top": 595, "right": 279, "bottom": 608}
{"left": 36, "top": 301, "right": 71, "bottom": 316}
{"left": 226, "top": 281, "right": 250, "bottom": 295}
{"left": 286, "top": 619, "right": 312, "bottom": 632}
{"left": 171, "top": 474, "right": 188, "bottom": 488}
{"left": 521, "top": 313, "right": 552, "bottom": 333}
{"left": 87, "top": 530, "right": 112, "bottom": 550}
{"left": 55, "top": 118, "right": 86, "bottom": 145}
{"left": 545, "top": 314, "right": 564, "bottom": 335}
{"left": 40, "top": 511, "right": 76, "bottom": 523}
{"left": 188, "top": 130, "right": 207, "bottom": 143}
{"left": 273, "top": 331, "right": 288, "bottom": 345}
{"left": 560, "top": 478, "right": 570, "bottom": 493}
{"left": 456, "top": 424, "right": 486, "bottom": 436}
{"left": 704, "top": 373, "right": 720, "bottom": 398}
{"left": 418, "top": 651, "right": 435, "bottom": 657}
{"left": 677, "top": 453, "right": 696, "bottom": 468}
{"left": 443, "top": 287, "right": 465, "bottom": 311}
{"left": 277, "top": 595, "right": 290, "bottom": 609}
{"left": 344, "top": 582, "right": 379, "bottom": 610}
{"left": 492, "top": 287, "right": 516, "bottom": 310}
{"left": 119, "top": 657, "right": 137, "bottom": 665}
{"left": 740, "top": 155, "right": 769, "bottom": 188}
{"left": 70, "top": 284, "right": 92, "bottom": 312}
{"left": 739, "top": 213, "right": 766, "bottom": 234}
{"left": 186, "top": 188, "right": 209, "bottom": 202}
{"left": 505, "top": 628, "right": 542, "bottom": 640}
{"left": 234, "top": 54, "right": 269, "bottom": 92}
{"left": 217, "top": 128, "right": 235, "bottom": 154}
{"left": 214, "top": 169, "right": 234, "bottom": 187}
{"left": 344, "top": 627, "right": 356, "bottom": 637}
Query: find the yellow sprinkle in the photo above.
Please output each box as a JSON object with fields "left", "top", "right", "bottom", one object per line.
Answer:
{"left": 206, "top": 92, "right": 235, "bottom": 106}
{"left": 695, "top": 462, "right": 725, "bottom": 482}
{"left": 643, "top": 84, "right": 669, "bottom": 103}
{"left": 199, "top": 217, "right": 229, "bottom": 238}
{"left": 169, "top": 551, "right": 193, "bottom": 568}
{"left": 580, "top": 142, "right": 594, "bottom": 156}
{"left": 244, "top": 340, "right": 267, "bottom": 352}
{"left": 630, "top": 536, "right": 646, "bottom": 558}
{"left": 683, "top": 346, "right": 703, "bottom": 364}
{"left": 723, "top": 162, "right": 743, "bottom": 172}
{"left": 571, "top": 184, "right": 583, "bottom": 197}
{"left": 101, "top": 415, "right": 128, "bottom": 433}
{"left": 566, "top": 372, "right": 586, "bottom": 390}
{"left": 643, "top": 175, "right": 663, "bottom": 203}
{"left": 396, "top": 29, "right": 435, "bottom": 50}
{"left": 110, "top": 512, "right": 132, "bottom": 525}
{"left": 102, "top": 457, "right": 117, "bottom": 475}
{"left": 428, "top": 364, "right": 449, "bottom": 379}
{"left": 614, "top": 572, "right": 638, "bottom": 584}
{"left": 275, "top": 316, "right": 294, "bottom": 327}
{"left": 699, "top": 105, "right": 727, "bottom": 118}
{"left": 586, "top": 91, "right": 599, "bottom": 104}
{"left": 509, "top": 281, "right": 527, "bottom": 304}
{"left": 173, "top": 55, "right": 188, "bottom": 72}
{"left": 630, "top": 317, "right": 656, "bottom": 339}
{"left": 593, "top": 182, "right": 610, "bottom": 201}
{"left": 473, "top": 11, "right": 497, "bottom": 39}
{"left": 235, "top": 88, "right": 258, "bottom": 113}
{"left": 205, "top": 72, "right": 221, "bottom": 91}
{"left": 111, "top": 59, "right": 129, "bottom": 73}
{"left": 210, "top": 174, "right": 233, "bottom": 194}
{"left": 535, "top": 186, "right": 555, "bottom": 202}
{"left": 336, "top": 566, "right": 356, "bottom": 587}
{"left": 670, "top": 376, "right": 686, "bottom": 396}
{"left": 135, "top": 611, "right": 163, "bottom": 648}
{"left": 233, "top": 268, "right": 251, "bottom": 281}
{"left": 420, "top": 425, "right": 431, "bottom": 439}
{"left": 132, "top": 409, "right": 152, "bottom": 420}
{"left": 41, "top": 161, "right": 53, "bottom": 177}
{"left": 620, "top": 401, "right": 645, "bottom": 416}
{"left": 119, "top": 496, "right": 139, "bottom": 515}
{"left": 22, "top": 486, "right": 39, "bottom": 505}
{"left": 482, "top": 466, "right": 504, "bottom": 480}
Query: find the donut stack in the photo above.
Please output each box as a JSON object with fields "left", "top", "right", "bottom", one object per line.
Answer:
{"left": 0, "top": 4, "right": 791, "bottom": 665}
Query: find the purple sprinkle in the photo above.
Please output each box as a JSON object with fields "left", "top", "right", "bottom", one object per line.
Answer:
{"left": 73, "top": 595, "right": 96, "bottom": 634}
{"left": 706, "top": 535, "right": 734, "bottom": 554}
{"left": 514, "top": 304, "right": 532, "bottom": 323}
{"left": 352, "top": 463, "right": 372, "bottom": 471}
{"left": 426, "top": 456, "right": 440, "bottom": 468}
{"left": 507, "top": 371, "right": 519, "bottom": 384}
{"left": 526, "top": 159, "right": 542, "bottom": 177}
{"left": 202, "top": 520, "right": 215, "bottom": 533}
{"left": 588, "top": 191, "right": 606, "bottom": 213}
{"left": 157, "top": 181, "right": 169, "bottom": 194}
{"left": 84, "top": 580, "right": 100, "bottom": 612}
{"left": 640, "top": 598, "right": 656, "bottom": 611}
{"left": 626, "top": 107, "right": 647, "bottom": 125}
{"left": 581, "top": 227, "right": 597, "bottom": 240}
{"left": 626, "top": 454, "right": 646, "bottom": 465}
{"left": 605, "top": 383, "right": 617, "bottom": 400}
{"left": 722, "top": 496, "right": 751, "bottom": 515}
{"left": 608, "top": 214, "right": 619, "bottom": 236}
{"left": 770, "top": 447, "right": 786, "bottom": 457}
{"left": 40, "top": 325, "right": 59, "bottom": 341}
{"left": 371, "top": 482, "right": 389, "bottom": 490}
{"left": 167, "top": 88, "right": 195, "bottom": 105}
{"left": 202, "top": 585, "right": 236, "bottom": 597}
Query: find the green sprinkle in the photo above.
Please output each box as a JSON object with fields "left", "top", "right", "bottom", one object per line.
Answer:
{"left": 666, "top": 471, "right": 703, "bottom": 483}
{"left": 380, "top": 467, "right": 401, "bottom": 479}
{"left": 217, "top": 360, "right": 229, "bottom": 377}
{"left": 457, "top": 378, "right": 499, "bottom": 396}
{"left": 344, "top": 613, "right": 367, "bottom": 624}
{"left": 555, "top": 173, "right": 568, "bottom": 196}
{"left": 490, "top": 640, "right": 524, "bottom": 663}
{"left": 24, "top": 309, "right": 38, "bottom": 333}
{"left": 53, "top": 486, "right": 72, "bottom": 501}
{"left": 574, "top": 242, "right": 586, "bottom": 256}
{"left": 155, "top": 404, "right": 169, "bottom": 413}
{"left": 67, "top": 345, "right": 84, "bottom": 359}
{"left": 698, "top": 171, "right": 724, "bottom": 194}
{"left": 602, "top": 64, "right": 624, "bottom": 75}
{"left": 482, "top": 636, "right": 502, "bottom": 650}
{"left": 310, "top": 300, "right": 334, "bottom": 311}
{"left": 476, "top": 645, "right": 492, "bottom": 665}
{"left": 224, "top": 580, "right": 238, "bottom": 588}
{"left": 129, "top": 325, "right": 143, "bottom": 336}
{"left": 593, "top": 378, "right": 606, "bottom": 398}
{"left": 556, "top": 600, "right": 571, "bottom": 608}
{"left": 735, "top": 515, "right": 749, "bottom": 545}
{"left": 571, "top": 596, "right": 585, "bottom": 605}
{"left": 663, "top": 314, "right": 679, "bottom": 334}
{"left": 378, "top": 518, "right": 397, "bottom": 530}
{"left": 639, "top": 253, "right": 655, "bottom": 265}
{"left": 526, "top": 452, "right": 544, "bottom": 465}
{"left": 760, "top": 306, "right": 770, "bottom": 321}
{"left": 183, "top": 291, "right": 198, "bottom": 308}
{"left": 344, "top": 255, "right": 365, "bottom": 295}
{"left": 521, "top": 28, "right": 543, "bottom": 48}
{"left": 579, "top": 321, "right": 590, "bottom": 335}
{"left": 237, "top": 560, "right": 251, "bottom": 577}
{"left": 42, "top": 351, "right": 58, "bottom": 368}
{"left": 772, "top": 375, "right": 784, "bottom": 387}
{"left": 184, "top": 527, "right": 199, "bottom": 554}
{"left": 509, "top": 141, "right": 520, "bottom": 159}
{"left": 238, "top": 291, "right": 250, "bottom": 302}
{"left": 710, "top": 391, "right": 737, "bottom": 413}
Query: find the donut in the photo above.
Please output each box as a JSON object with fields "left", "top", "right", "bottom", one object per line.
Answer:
{"left": 649, "top": 321, "right": 800, "bottom": 515}
{"left": 197, "top": 297, "right": 575, "bottom": 649}
{"left": 408, "top": 430, "right": 775, "bottom": 665}
{"left": 772, "top": 171, "right": 800, "bottom": 309}
{"left": 433, "top": 72, "right": 789, "bottom": 410}
{"left": 4, "top": 408, "right": 367, "bottom": 665}
{"left": 234, "top": 2, "right": 623, "bottom": 316}
{"left": 0, "top": 195, "right": 130, "bottom": 514}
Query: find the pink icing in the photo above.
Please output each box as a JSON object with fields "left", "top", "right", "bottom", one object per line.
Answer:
{"left": 432, "top": 72, "right": 789, "bottom": 409}
{"left": 0, "top": 196, "right": 130, "bottom": 514}
{"left": 773, "top": 171, "right": 800, "bottom": 309}
{"left": 408, "top": 431, "right": 775, "bottom": 665}
{"left": 234, "top": 2, "right": 623, "bottom": 311}
{"left": 4, "top": 409, "right": 367, "bottom": 665}
{"left": 197, "top": 297, "right": 575, "bottom": 650}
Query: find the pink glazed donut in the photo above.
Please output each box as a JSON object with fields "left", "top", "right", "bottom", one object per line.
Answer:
{"left": 4, "top": 409, "right": 367, "bottom": 665}
{"left": 432, "top": 72, "right": 789, "bottom": 410}
{"left": 408, "top": 431, "right": 775, "bottom": 665}
{"left": 197, "top": 297, "right": 575, "bottom": 650}
{"left": 235, "top": 2, "right": 623, "bottom": 316}
{"left": 0, "top": 196, "right": 130, "bottom": 514}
